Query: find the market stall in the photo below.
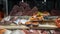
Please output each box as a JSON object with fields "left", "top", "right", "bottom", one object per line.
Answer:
{"left": 0, "top": 0, "right": 60, "bottom": 34}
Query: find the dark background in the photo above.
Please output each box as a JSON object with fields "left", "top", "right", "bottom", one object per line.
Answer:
{"left": 0, "top": 0, "right": 60, "bottom": 14}
{"left": 8, "top": 0, "right": 57, "bottom": 13}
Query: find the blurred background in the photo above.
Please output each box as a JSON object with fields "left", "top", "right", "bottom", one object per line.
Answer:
{"left": 0, "top": 0, "right": 60, "bottom": 16}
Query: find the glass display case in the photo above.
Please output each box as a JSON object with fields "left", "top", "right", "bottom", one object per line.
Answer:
{"left": 0, "top": 0, "right": 60, "bottom": 34}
